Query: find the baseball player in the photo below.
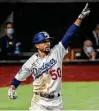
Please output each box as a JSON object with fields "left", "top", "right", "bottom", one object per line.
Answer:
{"left": 8, "top": 3, "right": 90, "bottom": 111}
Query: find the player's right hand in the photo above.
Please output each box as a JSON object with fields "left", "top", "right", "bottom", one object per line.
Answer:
{"left": 8, "top": 87, "right": 17, "bottom": 99}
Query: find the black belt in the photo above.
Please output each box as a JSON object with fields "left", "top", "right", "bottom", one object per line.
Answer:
{"left": 35, "top": 92, "right": 60, "bottom": 99}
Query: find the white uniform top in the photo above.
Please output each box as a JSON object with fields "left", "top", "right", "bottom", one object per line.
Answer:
{"left": 15, "top": 42, "right": 68, "bottom": 94}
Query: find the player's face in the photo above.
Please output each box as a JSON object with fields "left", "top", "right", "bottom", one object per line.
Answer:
{"left": 35, "top": 39, "right": 51, "bottom": 52}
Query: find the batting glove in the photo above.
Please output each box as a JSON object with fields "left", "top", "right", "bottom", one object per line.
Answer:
{"left": 78, "top": 3, "right": 90, "bottom": 20}
{"left": 8, "top": 87, "right": 17, "bottom": 99}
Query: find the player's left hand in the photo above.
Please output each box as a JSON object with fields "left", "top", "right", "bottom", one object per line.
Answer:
{"left": 8, "top": 87, "right": 17, "bottom": 99}
{"left": 78, "top": 3, "right": 90, "bottom": 20}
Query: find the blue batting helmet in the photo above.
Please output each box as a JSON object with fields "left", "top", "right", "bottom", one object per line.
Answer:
{"left": 32, "top": 31, "right": 53, "bottom": 44}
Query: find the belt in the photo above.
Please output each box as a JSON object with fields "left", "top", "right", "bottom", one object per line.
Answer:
{"left": 35, "top": 92, "right": 60, "bottom": 99}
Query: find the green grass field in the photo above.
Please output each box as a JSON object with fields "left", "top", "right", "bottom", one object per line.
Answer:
{"left": 1, "top": 82, "right": 99, "bottom": 110}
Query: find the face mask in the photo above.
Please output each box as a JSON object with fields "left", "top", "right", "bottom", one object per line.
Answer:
{"left": 86, "top": 46, "right": 94, "bottom": 53}
{"left": 7, "top": 28, "right": 14, "bottom": 35}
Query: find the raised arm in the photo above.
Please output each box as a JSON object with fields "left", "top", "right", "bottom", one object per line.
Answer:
{"left": 61, "top": 3, "right": 90, "bottom": 49}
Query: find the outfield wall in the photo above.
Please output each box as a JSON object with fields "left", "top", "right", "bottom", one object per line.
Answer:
{"left": 0, "top": 60, "right": 99, "bottom": 87}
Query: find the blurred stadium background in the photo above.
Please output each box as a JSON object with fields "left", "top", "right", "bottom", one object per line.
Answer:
{"left": 0, "top": 2, "right": 99, "bottom": 52}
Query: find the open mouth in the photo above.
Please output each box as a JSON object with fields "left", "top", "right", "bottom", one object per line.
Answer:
{"left": 46, "top": 47, "right": 50, "bottom": 51}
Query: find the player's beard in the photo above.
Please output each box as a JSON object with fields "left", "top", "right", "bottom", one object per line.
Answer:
{"left": 45, "top": 47, "right": 50, "bottom": 51}
{"left": 44, "top": 47, "right": 50, "bottom": 53}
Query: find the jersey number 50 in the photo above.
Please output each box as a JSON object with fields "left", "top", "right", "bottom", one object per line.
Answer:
{"left": 49, "top": 68, "right": 61, "bottom": 80}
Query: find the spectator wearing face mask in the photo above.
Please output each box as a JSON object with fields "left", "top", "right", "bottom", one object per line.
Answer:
{"left": 79, "top": 39, "right": 97, "bottom": 60}
{"left": 0, "top": 22, "right": 21, "bottom": 60}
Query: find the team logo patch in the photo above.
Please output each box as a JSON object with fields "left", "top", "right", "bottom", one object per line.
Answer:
{"left": 31, "top": 59, "right": 57, "bottom": 79}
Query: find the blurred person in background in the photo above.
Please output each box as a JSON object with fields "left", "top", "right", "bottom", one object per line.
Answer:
{"left": 80, "top": 39, "right": 97, "bottom": 60}
{"left": 91, "top": 24, "right": 99, "bottom": 58}
{"left": 0, "top": 22, "right": 21, "bottom": 60}
{"left": 63, "top": 47, "right": 75, "bottom": 61}
{"left": 92, "top": 24, "right": 99, "bottom": 49}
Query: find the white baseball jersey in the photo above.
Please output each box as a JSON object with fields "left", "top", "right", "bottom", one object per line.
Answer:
{"left": 15, "top": 42, "right": 68, "bottom": 94}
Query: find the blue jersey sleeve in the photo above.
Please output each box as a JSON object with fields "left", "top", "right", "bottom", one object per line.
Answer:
{"left": 11, "top": 78, "right": 21, "bottom": 88}
{"left": 61, "top": 24, "right": 79, "bottom": 49}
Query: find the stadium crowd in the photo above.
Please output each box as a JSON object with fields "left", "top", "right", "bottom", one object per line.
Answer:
{"left": 0, "top": 22, "right": 99, "bottom": 61}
